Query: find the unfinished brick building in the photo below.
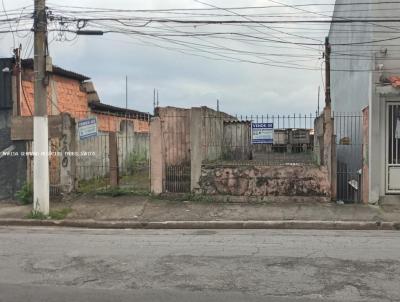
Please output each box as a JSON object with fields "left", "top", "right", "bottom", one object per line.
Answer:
{"left": 0, "top": 57, "right": 150, "bottom": 199}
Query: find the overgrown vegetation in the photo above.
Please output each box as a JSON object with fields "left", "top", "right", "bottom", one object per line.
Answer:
{"left": 152, "top": 193, "right": 215, "bottom": 203}
{"left": 26, "top": 210, "right": 48, "bottom": 220}
{"left": 16, "top": 183, "right": 33, "bottom": 205}
{"left": 77, "top": 177, "right": 109, "bottom": 194}
{"left": 26, "top": 208, "right": 72, "bottom": 220}
{"left": 96, "top": 187, "right": 149, "bottom": 197}
{"left": 125, "top": 152, "right": 148, "bottom": 175}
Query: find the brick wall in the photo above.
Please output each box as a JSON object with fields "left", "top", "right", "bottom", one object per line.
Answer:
{"left": 20, "top": 69, "right": 149, "bottom": 133}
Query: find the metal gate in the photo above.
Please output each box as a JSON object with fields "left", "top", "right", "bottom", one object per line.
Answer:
{"left": 386, "top": 102, "right": 400, "bottom": 193}
{"left": 334, "top": 113, "right": 363, "bottom": 203}
{"left": 162, "top": 113, "right": 191, "bottom": 193}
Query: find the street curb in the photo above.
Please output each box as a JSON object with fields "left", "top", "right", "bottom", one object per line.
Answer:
{"left": 0, "top": 219, "right": 399, "bottom": 230}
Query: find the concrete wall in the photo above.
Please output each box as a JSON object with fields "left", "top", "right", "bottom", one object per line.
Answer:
{"left": 222, "top": 122, "right": 252, "bottom": 161}
{"left": 150, "top": 106, "right": 235, "bottom": 193}
{"left": 157, "top": 107, "right": 191, "bottom": 166}
{"left": 198, "top": 164, "right": 330, "bottom": 197}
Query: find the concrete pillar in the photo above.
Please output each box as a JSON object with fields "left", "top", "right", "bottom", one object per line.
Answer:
{"left": 362, "top": 106, "right": 369, "bottom": 204}
{"left": 150, "top": 117, "right": 164, "bottom": 194}
{"left": 190, "top": 108, "right": 203, "bottom": 192}
{"left": 369, "top": 92, "right": 382, "bottom": 204}
{"left": 109, "top": 132, "right": 119, "bottom": 188}
{"left": 323, "top": 106, "right": 334, "bottom": 199}
{"left": 59, "top": 114, "right": 76, "bottom": 193}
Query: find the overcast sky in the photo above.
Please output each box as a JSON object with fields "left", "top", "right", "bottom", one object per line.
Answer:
{"left": 0, "top": 0, "right": 335, "bottom": 115}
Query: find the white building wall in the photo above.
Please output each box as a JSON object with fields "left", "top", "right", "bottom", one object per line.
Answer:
{"left": 329, "top": 0, "right": 400, "bottom": 202}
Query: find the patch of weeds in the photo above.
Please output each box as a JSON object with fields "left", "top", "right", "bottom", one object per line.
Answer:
{"left": 96, "top": 187, "right": 149, "bottom": 197}
{"left": 26, "top": 210, "right": 48, "bottom": 220}
{"left": 185, "top": 194, "right": 214, "bottom": 203}
{"left": 77, "top": 178, "right": 108, "bottom": 194}
{"left": 153, "top": 193, "right": 214, "bottom": 203}
{"left": 49, "top": 208, "right": 72, "bottom": 220}
{"left": 26, "top": 208, "right": 72, "bottom": 220}
{"left": 126, "top": 152, "right": 148, "bottom": 175}
{"left": 120, "top": 172, "right": 150, "bottom": 191}
{"left": 16, "top": 183, "right": 33, "bottom": 205}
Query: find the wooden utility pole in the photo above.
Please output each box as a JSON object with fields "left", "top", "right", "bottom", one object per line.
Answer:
{"left": 325, "top": 37, "right": 331, "bottom": 107}
{"left": 33, "top": 0, "right": 50, "bottom": 214}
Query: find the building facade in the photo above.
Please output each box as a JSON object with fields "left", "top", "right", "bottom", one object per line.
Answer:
{"left": 329, "top": 0, "right": 400, "bottom": 203}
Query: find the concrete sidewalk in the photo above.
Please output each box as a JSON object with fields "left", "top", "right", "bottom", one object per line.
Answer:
{"left": 0, "top": 195, "right": 400, "bottom": 228}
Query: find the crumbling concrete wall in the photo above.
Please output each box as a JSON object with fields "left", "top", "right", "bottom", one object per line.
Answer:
{"left": 198, "top": 164, "right": 330, "bottom": 197}
{"left": 222, "top": 121, "right": 252, "bottom": 161}
{"left": 157, "top": 107, "right": 191, "bottom": 166}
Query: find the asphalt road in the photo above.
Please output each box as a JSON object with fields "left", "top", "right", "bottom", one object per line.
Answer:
{"left": 0, "top": 227, "right": 399, "bottom": 302}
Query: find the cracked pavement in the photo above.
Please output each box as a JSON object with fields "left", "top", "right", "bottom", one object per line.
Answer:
{"left": 0, "top": 227, "right": 400, "bottom": 301}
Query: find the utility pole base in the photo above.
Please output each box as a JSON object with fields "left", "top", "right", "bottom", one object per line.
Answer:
{"left": 33, "top": 116, "right": 50, "bottom": 215}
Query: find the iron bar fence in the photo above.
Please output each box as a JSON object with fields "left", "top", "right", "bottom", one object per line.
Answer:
{"left": 202, "top": 113, "right": 318, "bottom": 166}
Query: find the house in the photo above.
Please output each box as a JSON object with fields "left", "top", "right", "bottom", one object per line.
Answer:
{"left": 328, "top": 0, "right": 400, "bottom": 204}
{"left": 0, "top": 56, "right": 150, "bottom": 199}
{"left": 18, "top": 58, "right": 150, "bottom": 133}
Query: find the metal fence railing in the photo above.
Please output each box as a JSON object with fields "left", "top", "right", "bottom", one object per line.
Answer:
{"left": 202, "top": 113, "right": 318, "bottom": 166}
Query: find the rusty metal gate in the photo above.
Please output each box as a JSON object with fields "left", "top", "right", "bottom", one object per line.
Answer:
{"left": 386, "top": 102, "right": 400, "bottom": 193}
{"left": 162, "top": 113, "right": 191, "bottom": 193}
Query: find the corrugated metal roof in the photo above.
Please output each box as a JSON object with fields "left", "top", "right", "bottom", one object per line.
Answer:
{"left": 88, "top": 101, "right": 152, "bottom": 119}
{"left": 21, "top": 59, "right": 90, "bottom": 82}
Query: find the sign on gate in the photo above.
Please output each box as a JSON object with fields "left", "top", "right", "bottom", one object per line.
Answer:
{"left": 252, "top": 123, "right": 274, "bottom": 144}
{"left": 78, "top": 118, "right": 98, "bottom": 140}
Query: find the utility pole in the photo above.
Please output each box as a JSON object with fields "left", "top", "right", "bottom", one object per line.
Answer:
{"left": 125, "top": 75, "right": 128, "bottom": 158}
{"left": 324, "top": 37, "right": 331, "bottom": 107}
{"left": 217, "top": 99, "right": 220, "bottom": 112}
{"left": 317, "top": 85, "right": 320, "bottom": 115}
{"left": 33, "top": 0, "right": 49, "bottom": 214}
{"left": 13, "top": 44, "right": 22, "bottom": 116}
{"left": 153, "top": 88, "right": 156, "bottom": 111}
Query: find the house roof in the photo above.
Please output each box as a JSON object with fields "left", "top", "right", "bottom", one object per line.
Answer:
{"left": 21, "top": 58, "right": 90, "bottom": 82}
{"left": 88, "top": 101, "right": 152, "bottom": 119}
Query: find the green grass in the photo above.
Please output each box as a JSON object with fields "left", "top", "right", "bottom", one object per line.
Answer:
{"left": 49, "top": 208, "right": 72, "bottom": 220}
{"left": 96, "top": 187, "right": 150, "bottom": 197}
{"left": 77, "top": 178, "right": 108, "bottom": 194}
{"left": 16, "top": 183, "right": 33, "bottom": 205}
{"left": 26, "top": 211, "right": 48, "bottom": 220}
{"left": 152, "top": 193, "right": 215, "bottom": 203}
{"left": 26, "top": 208, "right": 72, "bottom": 220}
{"left": 77, "top": 171, "right": 150, "bottom": 196}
